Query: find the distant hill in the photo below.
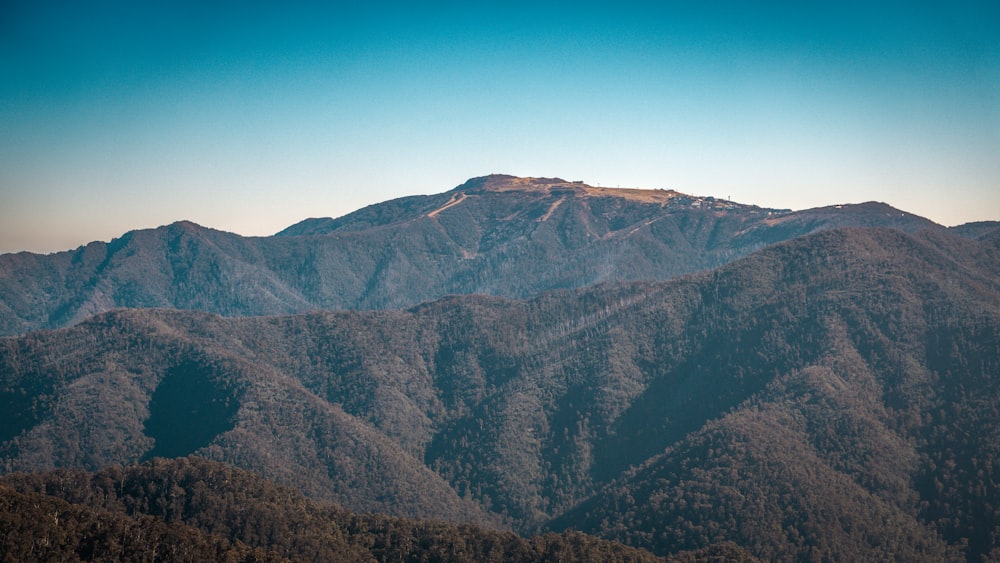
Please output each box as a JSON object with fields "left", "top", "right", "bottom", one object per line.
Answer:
{"left": 2, "top": 226, "right": 997, "bottom": 560}
{"left": 0, "top": 174, "right": 950, "bottom": 336}
{"left": 948, "top": 220, "right": 1000, "bottom": 241}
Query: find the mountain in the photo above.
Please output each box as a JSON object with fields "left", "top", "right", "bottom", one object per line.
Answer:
{"left": 0, "top": 174, "right": 950, "bottom": 336}
{"left": 3, "top": 456, "right": 688, "bottom": 562}
{"left": 2, "top": 226, "right": 998, "bottom": 560}
{"left": 948, "top": 220, "right": 1000, "bottom": 241}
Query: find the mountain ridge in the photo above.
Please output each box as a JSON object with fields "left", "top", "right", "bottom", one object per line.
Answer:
{"left": 1, "top": 175, "right": 977, "bottom": 337}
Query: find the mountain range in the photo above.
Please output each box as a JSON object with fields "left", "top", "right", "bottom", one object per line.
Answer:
{"left": 3, "top": 174, "right": 986, "bottom": 337}
{"left": 2, "top": 173, "right": 999, "bottom": 562}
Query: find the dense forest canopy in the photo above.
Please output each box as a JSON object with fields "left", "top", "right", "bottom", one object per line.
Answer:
{"left": 2, "top": 456, "right": 694, "bottom": 562}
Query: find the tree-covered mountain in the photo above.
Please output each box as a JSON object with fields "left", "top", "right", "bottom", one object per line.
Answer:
{"left": 3, "top": 456, "right": 692, "bottom": 562}
{"left": 2, "top": 226, "right": 998, "bottom": 560}
{"left": 0, "top": 175, "right": 953, "bottom": 336}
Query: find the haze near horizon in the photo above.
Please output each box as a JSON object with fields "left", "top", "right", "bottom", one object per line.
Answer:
{"left": 1, "top": 1, "right": 998, "bottom": 254}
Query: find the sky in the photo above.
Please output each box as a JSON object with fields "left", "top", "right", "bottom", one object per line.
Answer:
{"left": 1, "top": 1, "right": 998, "bottom": 254}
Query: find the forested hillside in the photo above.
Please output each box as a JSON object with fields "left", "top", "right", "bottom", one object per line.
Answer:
{"left": 2, "top": 456, "right": 697, "bottom": 562}
{"left": 0, "top": 175, "right": 951, "bottom": 336}
{"left": 2, "top": 226, "right": 998, "bottom": 560}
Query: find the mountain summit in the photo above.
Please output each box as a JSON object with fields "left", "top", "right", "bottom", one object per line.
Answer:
{"left": 278, "top": 174, "right": 765, "bottom": 236}
{"left": 450, "top": 174, "right": 683, "bottom": 202}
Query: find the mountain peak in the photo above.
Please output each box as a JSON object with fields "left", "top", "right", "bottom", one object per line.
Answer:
{"left": 164, "top": 220, "right": 209, "bottom": 234}
{"left": 451, "top": 174, "right": 576, "bottom": 193}
{"left": 453, "top": 174, "right": 684, "bottom": 204}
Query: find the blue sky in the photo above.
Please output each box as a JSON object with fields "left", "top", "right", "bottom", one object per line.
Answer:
{"left": 1, "top": 1, "right": 998, "bottom": 253}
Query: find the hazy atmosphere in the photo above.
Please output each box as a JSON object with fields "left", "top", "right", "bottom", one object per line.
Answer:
{"left": 2, "top": 0, "right": 998, "bottom": 254}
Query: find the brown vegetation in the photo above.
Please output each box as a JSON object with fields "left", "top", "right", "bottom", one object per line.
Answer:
{"left": 1, "top": 226, "right": 998, "bottom": 560}
{"left": 2, "top": 456, "right": 688, "bottom": 562}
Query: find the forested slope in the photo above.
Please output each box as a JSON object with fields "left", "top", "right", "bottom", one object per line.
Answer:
{"left": 1, "top": 227, "right": 998, "bottom": 560}
{"left": 2, "top": 456, "right": 691, "bottom": 562}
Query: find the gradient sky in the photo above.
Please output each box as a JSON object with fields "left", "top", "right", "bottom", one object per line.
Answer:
{"left": 2, "top": 1, "right": 998, "bottom": 254}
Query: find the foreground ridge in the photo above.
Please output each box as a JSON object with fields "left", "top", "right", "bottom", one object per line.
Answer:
{"left": 2, "top": 456, "right": 720, "bottom": 562}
